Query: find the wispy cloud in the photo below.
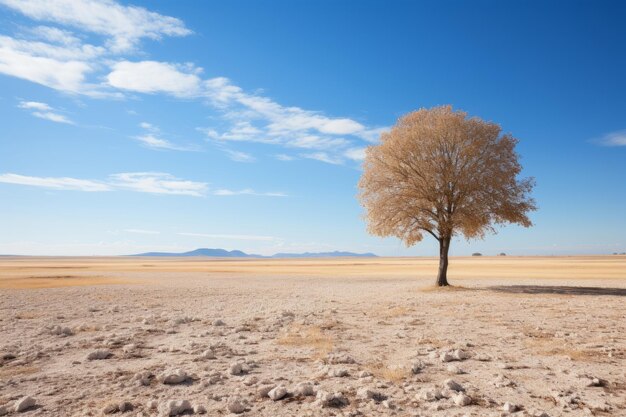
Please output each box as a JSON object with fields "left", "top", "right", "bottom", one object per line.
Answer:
{"left": 178, "top": 232, "right": 278, "bottom": 241}
{"left": 596, "top": 130, "right": 626, "bottom": 146}
{"left": 0, "top": 172, "right": 205, "bottom": 196}
{"left": 275, "top": 154, "right": 293, "bottom": 161}
{"left": 223, "top": 149, "right": 255, "bottom": 163}
{"left": 123, "top": 229, "right": 160, "bottom": 235}
{"left": 213, "top": 188, "right": 287, "bottom": 197}
{"left": 109, "top": 172, "right": 207, "bottom": 196}
{"left": 0, "top": 173, "right": 111, "bottom": 191}
{"left": 135, "top": 122, "right": 198, "bottom": 151}
{"left": 302, "top": 152, "right": 343, "bottom": 165}
{"left": 0, "top": 0, "right": 190, "bottom": 53}
{"left": 18, "top": 100, "right": 74, "bottom": 124}
{"left": 0, "top": 172, "right": 285, "bottom": 198}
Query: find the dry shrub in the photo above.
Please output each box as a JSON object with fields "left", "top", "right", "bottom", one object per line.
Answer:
{"left": 14, "top": 311, "right": 39, "bottom": 319}
{"left": 0, "top": 365, "right": 40, "bottom": 379}
{"left": 367, "top": 362, "right": 407, "bottom": 383}
{"left": 276, "top": 325, "right": 334, "bottom": 358}
{"left": 524, "top": 338, "right": 605, "bottom": 362}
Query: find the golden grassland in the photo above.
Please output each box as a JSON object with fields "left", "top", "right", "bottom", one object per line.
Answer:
{"left": 0, "top": 255, "right": 624, "bottom": 289}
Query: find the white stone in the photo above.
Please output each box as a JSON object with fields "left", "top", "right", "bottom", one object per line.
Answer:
{"left": 454, "top": 393, "right": 472, "bottom": 406}
{"left": 159, "top": 369, "right": 188, "bottom": 385}
{"left": 201, "top": 349, "right": 216, "bottom": 359}
{"left": 316, "top": 390, "right": 348, "bottom": 408}
{"left": 268, "top": 385, "right": 288, "bottom": 400}
{"left": 160, "top": 400, "right": 192, "bottom": 416}
{"left": 193, "top": 404, "right": 207, "bottom": 414}
{"left": 503, "top": 402, "right": 518, "bottom": 412}
{"left": 226, "top": 397, "right": 246, "bottom": 414}
{"left": 328, "top": 367, "right": 348, "bottom": 377}
{"left": 229, "top": 362, "right": 244, "bottom": 375}
{"left": 14, "top": 396, "right": 36, "bottom": 413}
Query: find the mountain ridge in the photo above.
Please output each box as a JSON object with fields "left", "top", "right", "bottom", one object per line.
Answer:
{"left": 130, "top": 248, "right": 377, "bottom": 258}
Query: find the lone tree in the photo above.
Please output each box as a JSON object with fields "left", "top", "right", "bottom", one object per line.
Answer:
{"left": 358, "top": 106, "right": 536, "bottom": 286}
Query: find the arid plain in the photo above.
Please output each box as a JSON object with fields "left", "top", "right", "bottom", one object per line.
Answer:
{"left": 1, "top": 256, "right": 625, "bottom": 416}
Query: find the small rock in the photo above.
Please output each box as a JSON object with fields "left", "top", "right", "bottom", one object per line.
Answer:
{"left": 257, "top": 384, "right": 276, "bottom": 398}
{"left": 357, "top": 388, "right": 387, "bottom": 402}
{"left": 443, "top": 379, "right": 464, "bottom": 392}
{"left": 160, "top": 400, "right": 192, "bottom": 416}
{"left": 86, "top": 349, "right": 113, "bottom": 360}
{"left": 242, "top": 375, "right": 258, "bottom": 386}
{"left": 453, "top": 393, "right": 472, "bottom": 406}
{"left": 14, "top": 396, "right": 36, "bottom": 413}
{"left": 316, "top": 391, "right": 349, "bottom": 408}
{"left": 213, "top": 319, "right": 226, "bottom": 326}
{"left": 382, "top": 399, "right": 395, "bottom": 409}
{"left": 440, "top": 351, "right": 456, "bottom": 362}
{"left": 294, "top": 382, "right": 316, "bottom": 396}
{"left": 268, "top": 386, "right": 288, "bottom": 401}
{"left": 411, "top": 360, "right": 425, "bottom": 374}
{"left": 201, "top": 349, "right": 216, "bottom": 359}
{"left": 417, "top": 388, "right": 443, "bottom": 402}
{"left": 158, "top": 369, "right": 189, "bottom": 385}
{"left": 446, "top": 364, "right": 464, "bottom": 374}
{"left": 503, "top": 402, "right": 519, "bottom": 412}
{"left": 0, "top": 405, "right": 8, "bottom": 416}
{"left": 229, "top": 362, "right": 244, "bottom": 375}
{"left": 328, "top": 368, "right": 348, "bottom": 377}
{"left": 193, "top": 404, "right": 207, "bottom": 414}
{"left": 226, "top": 397, "right": 246, "bottom": 414}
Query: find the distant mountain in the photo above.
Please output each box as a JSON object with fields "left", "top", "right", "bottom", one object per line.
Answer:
{"left": 272, "top": 251, "right": 377, "bottom": 258}
{"left": 130, "top": 248, "right": 377, "bottom": 258}
{"left": 131, "top": 248, "right": 262, "bottom": 258}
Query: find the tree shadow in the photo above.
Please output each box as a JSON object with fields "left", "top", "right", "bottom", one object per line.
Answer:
{"left": 488, "top": 285, "right": 626, "bottom": 297}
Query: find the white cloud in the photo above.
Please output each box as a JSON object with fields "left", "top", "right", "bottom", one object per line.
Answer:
{"left": 18, "top": 100, "right": 73, "bottom": 124}
{"left": 344, "top": 147, "right": 366, "bottom": 161}
{"left": 275, "top": 154, "right": 294, "bottom": 161}
{"left": 107, "top": 61, "right": 201, "bottom": 96}
{"left": 213, "top": 188, "right": 286, "bottom": 197}
{"left": 0, "top": 172, "right": 207, "bottom": 196}
{"left": 109, "top": 172, "right": 207, "bottom": 196}
{"left": 0, "top": 41, "right": 93, "bottom": 92}
{"left": 302, "top": 152, "right": 343, "bottom": 165}
{"left": 123, "top": 229, "right": 160, "bottom": 235}
{"left": 223, "top": 149, "right": 255, "bottom": 163}
{"left": 0, "top": 0, "right": 191, "bottom": 53}
{"left": 134, "top": 134, "right": 193, "bottom": 151}
{"left": 0, "top": 173, "right": 111, "bottom": 191}
{"left": 177, "top": 232, "right": 278, "bottom": 241}
{"left": 597, "top": 130, "right": 626, "bottom": 146}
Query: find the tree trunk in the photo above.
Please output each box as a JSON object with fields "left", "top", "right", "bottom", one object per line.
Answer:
{"left": 436, "top": 236, "right": 451, "bottom": 286}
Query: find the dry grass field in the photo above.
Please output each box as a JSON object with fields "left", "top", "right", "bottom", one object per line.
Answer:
{"left": 0, "top": 256, "right": 625, "bottom": 416}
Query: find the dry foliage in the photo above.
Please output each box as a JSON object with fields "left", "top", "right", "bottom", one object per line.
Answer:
{"left": 359, "top": 106, "right": 536, "bottom": 284}
{"left": 367, "top": 362, "right": 407, "bottom": 383}
{"left": 276, "top": 326, "right": 334, "bottom": 358}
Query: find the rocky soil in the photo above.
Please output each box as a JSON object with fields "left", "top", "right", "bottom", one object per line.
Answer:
{"left": 0, "top": 259, "right": 625, "bottom": 416}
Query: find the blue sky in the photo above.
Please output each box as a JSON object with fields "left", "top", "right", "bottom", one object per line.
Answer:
{"left": 0, "top": 0, "right": 624, "bottom": 256}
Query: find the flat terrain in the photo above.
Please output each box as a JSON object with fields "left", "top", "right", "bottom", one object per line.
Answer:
{"left": 0, "top": 256, "right": 625, "bottom": 416}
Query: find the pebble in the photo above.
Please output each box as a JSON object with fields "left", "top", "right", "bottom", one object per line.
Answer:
{"left": 160, "top": 400, "right": 192, "bottom": 416}
{"left": 50, "top": 325, "right": 73, "bottom": 336}
{"left": 357, "top": 387, "right": 387, "bottom": 402}
{"left": 294, "top": 382, "right": 316, "bottom": 396}
{"left": 14, "top": 396, "right": 36, "bottom": 413}
{"left": 316, "top": 390, "right": 349, "bottom": 408}
{"left": 443, "top": 379, "right": 464, "bottom": 392}
{"left": 159, "top": 369, "right": 189, "bottom": 384}
{"left": 193, "top": 404, "right": 207, "bottom": 414}
{"left": 226, "top": 397, "right": 246, "bottom": 414}
{"left": 328, "top": 367, "right": 349, "bottom": 377}
{"left": 454, "top": 393, "right": 472, "bottom": 406}
{"left": 213, "top": 319, "right": 226, "bottom": 326}
{"left": 268, "top": 385, "right": 288, "bottom": 400}
{"left": 503, "top": 402, "right": 519, "bottom": 412}
{"left": 446, "top": 364, "right": 464, "bottom": 374}
{"left": 229, "top": 362, "right": 244, "bottom": 375}
{"left": 86, "top": 349, "right": 112, "bottom": 360}
{"left": 257, "top": 384, "right": 276, "bottom": 398}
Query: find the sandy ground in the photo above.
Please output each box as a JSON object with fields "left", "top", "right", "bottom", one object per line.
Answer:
{"left": 0, "top": 256, "right": 625, "bottom": 416}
